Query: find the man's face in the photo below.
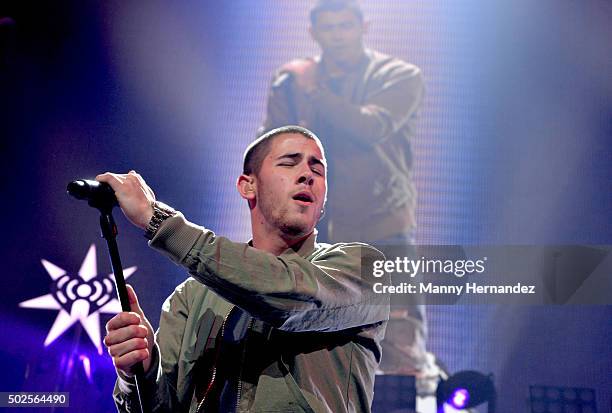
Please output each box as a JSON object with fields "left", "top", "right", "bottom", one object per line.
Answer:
{"left": 310, "top": 9, "right": 366, "bottom": 64}
{"left": 254, "top": 133, "right": 327, "bottom": 238}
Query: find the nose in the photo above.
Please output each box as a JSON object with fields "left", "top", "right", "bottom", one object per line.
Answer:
{"left": 297, "top": 169, "right": 314, "bottom": 186}
{"left": 329, "top": 29, "right": 345, "bottom": 43}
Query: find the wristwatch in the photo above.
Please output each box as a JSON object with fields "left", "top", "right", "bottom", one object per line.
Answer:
{"left": 144, "top": 201, "right": 177, "bottom": 240}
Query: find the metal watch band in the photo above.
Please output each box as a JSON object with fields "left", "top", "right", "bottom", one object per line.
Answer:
{"left": 144, "top": 201, "right": 177, "bottom": 240}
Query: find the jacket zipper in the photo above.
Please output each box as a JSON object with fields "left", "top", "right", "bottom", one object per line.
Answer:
{"left": 196, "top": 305, "right": 235, "bottom": 413}
{"left": 235, "top": 317, "right": 254, "bottom": 412}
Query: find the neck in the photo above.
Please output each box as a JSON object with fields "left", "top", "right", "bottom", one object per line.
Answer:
{"left": 322, "top": 48, "right": 366, "bottom": 76}
{"left": 250, "top": 216, "right": 310, "bottom": 256}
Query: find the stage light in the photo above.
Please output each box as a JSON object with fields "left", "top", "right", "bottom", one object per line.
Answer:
{"left": 449, "top": 388, "right": 469, "bottom": 409}
{"left": 529, "top": 385, "right": 597, "bottom": 413}
{"left": 437, "top": 370, "right": 496, "bottom": 412}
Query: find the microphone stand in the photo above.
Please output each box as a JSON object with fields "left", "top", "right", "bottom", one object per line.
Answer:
{"left": 74, "top": 192, "right": 148, "bottom": 413}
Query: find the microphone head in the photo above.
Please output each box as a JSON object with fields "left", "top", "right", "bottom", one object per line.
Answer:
{"left": 67, "top": 179, "right": 117, "bottom": 209}
{"left": 67, "top": 179, "right": 92, "bottom": 200}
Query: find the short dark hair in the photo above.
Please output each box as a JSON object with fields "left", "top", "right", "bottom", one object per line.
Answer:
{"left": 243, "top": 125, "right": 324, "bottom": 176}
{"left": 310, "top": 0, "right": 364, "bottom": 26}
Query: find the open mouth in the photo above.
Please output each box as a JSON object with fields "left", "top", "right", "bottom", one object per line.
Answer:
{"left": 292, "top": 192, "right": 314, "bottom": 204}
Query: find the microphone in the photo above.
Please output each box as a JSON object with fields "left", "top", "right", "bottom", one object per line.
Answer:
{"left": 67, "top": 179, "right": 146, "bottom": 412}
{"left": 67, "top": 179, "right": 118, "bottom": 209}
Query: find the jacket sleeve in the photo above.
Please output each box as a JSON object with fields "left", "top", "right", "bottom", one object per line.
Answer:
{"left": 113, "top": 283, "right": 190, "bottom": 412}
{"left": 309, "top": 64, "right": 424, "bottom": 147}
{"left": 148, "top": 213, "right": 389, "bottom": 333}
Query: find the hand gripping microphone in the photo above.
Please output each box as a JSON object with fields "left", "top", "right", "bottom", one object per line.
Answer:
{"left": 67, "top": 179, "right": 118, "bottom": 211}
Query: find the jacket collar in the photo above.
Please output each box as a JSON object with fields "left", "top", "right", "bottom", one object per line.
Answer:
{"left": 247, "top": 230, "right": 318, "bottom": 258}
{"left": 282, "top": 230, "right": 317, "bottom": 258}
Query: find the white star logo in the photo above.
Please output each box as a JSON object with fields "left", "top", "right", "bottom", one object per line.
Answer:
{"left": 19, "top": 244, "right": 137, "bottom": 355}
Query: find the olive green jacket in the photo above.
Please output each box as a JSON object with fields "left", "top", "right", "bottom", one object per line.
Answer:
{"left": 113, "top": 213, "right": 389, "bottom": 412}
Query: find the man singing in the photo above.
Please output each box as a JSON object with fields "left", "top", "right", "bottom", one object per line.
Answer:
{"left": 100, "top": 126, "right": 389, "bottom": 412}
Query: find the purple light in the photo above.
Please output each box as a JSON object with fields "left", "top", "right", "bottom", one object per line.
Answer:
{"left": 449, "top": 388, "right": 470, "bottom": 409}
{"left": 66, "top": 354, "right": 74, "bottom": 377}
{"left": 79, "top": 354, "right": 92, "bottom": 382}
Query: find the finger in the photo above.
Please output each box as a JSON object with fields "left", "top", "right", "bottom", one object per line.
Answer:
{"left": 107, "top": 337, "right": 148, "bottom": 358}
{"left": 105, "top": 312, "right": 142, "bottom": 333}
{"left": 104, "top": 323, "right": 149, "bottom": 346}
{"left": 96, "top": 172, "right": 126, "bottom": 183}
{"left": 127, "top": 171, "right": 152, "bottom": 193}
{"left": 127, "top": 169, "right": 146, "bottom": 180}
{"left": 126, "top": 170, "right": 141, "bottom": 184}
{"left": 127, "top": 170, "right": 146, "bottom": 183}
{"left": 123, "top": 172, "right": 142, "bottom": 189}
{"left": 123, "top": 172, "right": 155, "bottom": 200}
{"left": 113, "top": 348, "right": 150, "bottom": 373}
{"left": 126, "top": 284, "right": 143, "bottom": 314}
{"left": 96, "top": 172, "right": 126, "bottom": 191}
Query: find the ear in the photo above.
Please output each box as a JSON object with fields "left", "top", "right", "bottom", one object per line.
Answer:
{"left": 237, "top": 174, "right": 256, "bottom": 201}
